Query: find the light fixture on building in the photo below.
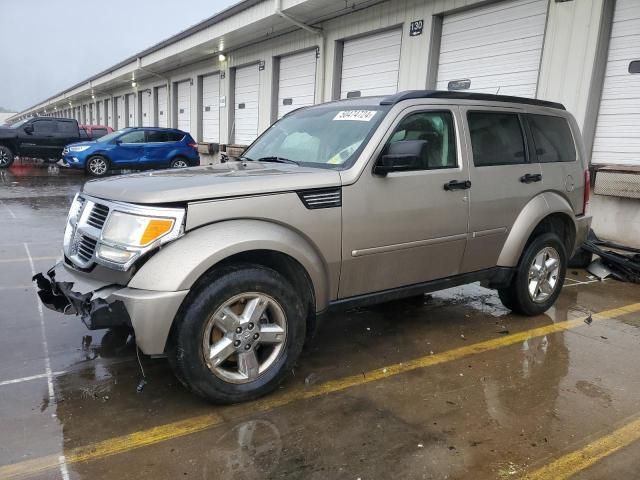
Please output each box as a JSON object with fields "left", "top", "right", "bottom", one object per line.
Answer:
{"left": 131, "top": 81, "right": 137, "bottom": 87}
{"left": 218, "top": 53, "right": 226, "bottom": 62}
{"left": 91, "top": 94, "right": 95, "bottom": 99}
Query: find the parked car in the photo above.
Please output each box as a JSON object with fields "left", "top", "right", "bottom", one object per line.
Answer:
{"left": 80, "top": 124, "right": 114, "bottom": 140}
{"left": 0, "top": 117, "right": 83, "bottom": 167}
{"left": 62, "top": 127, "right": 200, "bottom": 176}
{"left": 35, "top": 90, "right": 591, "bottom": 404}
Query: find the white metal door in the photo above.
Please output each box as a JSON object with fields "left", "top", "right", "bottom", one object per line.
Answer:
{"left": 105, "top": 99, "right": 112, "bottom": 128}
{"left": 177, "top": 81, "right": 191, "bottom": 133}
{"left": 127, "top": 94, "right": 136, "bottom": 127}
{"left": 234, "top": 64, "right": 260, "bottom": 144}
{"left": 592, "top": 0, "right": 640, "bottom": 166}
{"left": 436, "top": 0, "right": 547, "bottom": 97}
{"left": 278, "top": 50, "right": 317, "bottom": 118}
{"left": 156, "top": 86, "right": 168, "bottom": 127}
{"left": 202, "top": 73, "right": 220, "bottom": 142}
{"left": 340, "top": 29, "right": 401, "bottom": 99}
{"left": 89, "top": 104, "right": 94, "bottom": 124}
{"left": 141, "top": 91, "right": 152, "bottom": 127}
{"left": 116, "top": 96, "right": 125, "bottom": 129}
{"left": 96, "top": 102, "right": 103, "bottom": 125}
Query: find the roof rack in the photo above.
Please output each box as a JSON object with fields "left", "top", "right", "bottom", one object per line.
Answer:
{"left": 380, "top": 90, "right": 565, "bottom": 110}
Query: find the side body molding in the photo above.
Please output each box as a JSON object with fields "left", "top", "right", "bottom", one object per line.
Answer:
{"left": 128, "top": 219, "right": 332, "bottom": 311}
{"left": 497, "top": 192, "right": 577, "bottom": 267}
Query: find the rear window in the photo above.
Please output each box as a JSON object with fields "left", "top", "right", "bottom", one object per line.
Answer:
{"left": 527, "top": 114, "right": 576, "bottom": 163}
{"left": 166, "top": 132, "right": 184, "bottom": 142}
{"left": 467, "top": 112, "right": 527, "bottom": 166}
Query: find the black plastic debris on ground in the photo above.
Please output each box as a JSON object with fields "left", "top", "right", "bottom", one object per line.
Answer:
{"left": 580, "top": 230, "right": 640, "bottom": 283}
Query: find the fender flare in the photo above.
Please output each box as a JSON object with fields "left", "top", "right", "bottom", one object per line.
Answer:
{"left": 497, "top": 192, "right": 577, "bottom": 267}
{"left": 128, "top": 219, "right": 332, "bottom": 310}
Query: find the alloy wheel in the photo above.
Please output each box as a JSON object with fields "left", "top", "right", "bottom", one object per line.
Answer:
{"left": 88, "top": 158, "right": 107, "bottom": 175}
{"left": 528, "top": 246, "right": 561, "bottom": 303}
{"left": 0, "top": 151, "right": 9, "bottom": 167}
{"left": 172, "top": 159, "right": 189, "bottom": 168}
{"left": 202, "top": 292, "right": 287, "bottom": 384}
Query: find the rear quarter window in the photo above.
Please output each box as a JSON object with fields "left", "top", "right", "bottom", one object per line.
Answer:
{"left": 527, "top": 114, "right": 576, "bottom": 163}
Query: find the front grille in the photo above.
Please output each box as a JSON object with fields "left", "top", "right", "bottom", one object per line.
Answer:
{"left": 76, "top": 235, "right": 97, "bottom": 262}
{"left": 87, "top": 203, "right": 109, "bottom": 229}
{"left": 297, "top": 188, "right": 342, "bottom": 209}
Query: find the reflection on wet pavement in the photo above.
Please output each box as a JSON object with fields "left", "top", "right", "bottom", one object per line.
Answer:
{"left": 2, "top": 161, "right": 640, "bottom": 479}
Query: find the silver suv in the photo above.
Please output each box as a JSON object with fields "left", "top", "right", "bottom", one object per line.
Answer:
{"left": 35, "top": 91, "right": 591, "bottom": 403}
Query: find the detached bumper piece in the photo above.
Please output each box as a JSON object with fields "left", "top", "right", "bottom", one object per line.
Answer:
{"left": 33, "top": 269, "right": 131, "bottom": 330}
{"left": 582, "top": 230, "right": 640, "bottom": 283}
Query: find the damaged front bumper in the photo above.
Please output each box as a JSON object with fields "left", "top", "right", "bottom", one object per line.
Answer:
{"left": 33, "top": 262, "right": 189, "bottom": 355}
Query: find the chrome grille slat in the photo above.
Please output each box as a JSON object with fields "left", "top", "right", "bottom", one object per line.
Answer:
{"left": 87, "top": 203, "right": 110, "bottom": 229}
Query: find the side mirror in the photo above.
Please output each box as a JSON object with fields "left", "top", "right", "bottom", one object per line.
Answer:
{"left": 114, "top": 139, "right": 122, "bottom": 145}
{"left": 373, "top": 140, "right": 427, "bottom": 176}
{"left": 24, "top": 125, "right": 34, "bottom": 134}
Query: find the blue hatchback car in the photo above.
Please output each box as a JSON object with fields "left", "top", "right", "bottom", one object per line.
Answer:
{"left": 62, "top": 127, "right": 200, "bottom": 176}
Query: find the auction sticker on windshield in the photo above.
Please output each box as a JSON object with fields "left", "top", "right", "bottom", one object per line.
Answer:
{"left": 333, "top": 110, "right": 377, "bottom": 121}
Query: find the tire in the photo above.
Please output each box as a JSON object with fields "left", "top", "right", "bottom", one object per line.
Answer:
{"left": 568, "top": 247, "right": 593, "bottom": 269}
{"left": 0, "top": 145, "right": 14, "bottom": 168}
{"left": 170, "top": 157, "right": 190, "bottom": 168}
{"left": 85, "top": 155, "right": 110, "bottom": 177}
{"left": 498, "top": 233, "right": 567, "bottom": 316}
{"left": 168, "top": 264, "right": 306, "bottom": 404}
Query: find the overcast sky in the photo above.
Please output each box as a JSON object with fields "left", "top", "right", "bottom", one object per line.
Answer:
{"left": 0, "top": 0, "right": 238, "bottom": 112}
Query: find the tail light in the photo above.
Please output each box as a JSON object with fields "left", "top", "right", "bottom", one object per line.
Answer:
{"left": 188, "top": 143, "right": 198, "bottom": 150}
{"left": 582, "top": 169, "right": 590, "bottom": 215}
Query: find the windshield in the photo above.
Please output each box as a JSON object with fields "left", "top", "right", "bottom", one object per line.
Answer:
{"left": 242, "top": 104, "right": 388, "bottom": 169}
{"left": 9, "top": 119, "right": 30, "bottom": 129}
{"left": 96, "top": 128, "right": 131, "bottom": 143}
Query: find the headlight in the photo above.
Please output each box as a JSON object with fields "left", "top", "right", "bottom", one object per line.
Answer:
{"left": 102, "top": 211, "right": 175, "bottom": 247}
{"left": 69, "top": 145, "right": 91, "bottom": 152}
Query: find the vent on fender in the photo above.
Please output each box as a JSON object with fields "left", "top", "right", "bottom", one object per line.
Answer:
{"left": 297, "top": 188, "right": 342, "bottom": 209}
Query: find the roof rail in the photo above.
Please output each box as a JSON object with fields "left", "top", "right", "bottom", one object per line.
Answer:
{"left": 380, "top": 90, "right": 566, "bottom": 110}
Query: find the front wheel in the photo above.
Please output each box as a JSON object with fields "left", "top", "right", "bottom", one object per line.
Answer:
{"left": 498, "top": 233, "right": 567, "bottom": 316}
{"left": 0, "top": 146, "right": 14, "bottom": 168}
{"left": 85, "top": 155, "right": 110, "bottom": 177}
{"left": 168, "top": 265, "right": 306, "bottom": 404}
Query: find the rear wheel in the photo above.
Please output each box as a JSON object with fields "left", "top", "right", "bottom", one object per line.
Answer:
{"left": 86, "top": 155, "right": 110, "bottom": 177}
{"left": 498, "top": 233, "right": 567, "bottom": 316}
{"left": 168, "top": 265, "right": 306, "bottom": 404}
{"left": 170, "top": 157, "right": 189, "bottom": 168}
{"left": 0, "top": 146, "right": 14, "bottom": 168}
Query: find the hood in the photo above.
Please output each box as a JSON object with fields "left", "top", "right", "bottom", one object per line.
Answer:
{"left": 67, "top": 141, "right": 96, "bottom": 148}
{"left": 82, "top": 161, "right": 342, "bottom": 204}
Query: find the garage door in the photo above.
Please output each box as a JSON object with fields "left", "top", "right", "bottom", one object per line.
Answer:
{"left": 176, "top": 81, "right": 191, "bottom": 133}
{"left": 89, "top": 104, "right": 94, "bottom": 124}
{"left": 96, "top": 102, "right": 103, "bottom": 125}
{"left": 592, "top": 0, "right": 640, "bottom": 166}
{"left": 127, "top": 94, "right": 136, "bottom": 127}
{"left": 105, "top": 99, "right": 112, "bottom": 128}
{"left": 157, "top": 86, "right": 168, "bottom": 127}
{"left": 234, "top": 64, "right": 260, "bottom": 144}
{"left": 141, "top": 91, "right": 152, "bottom": 127}
{"left": 278, "top": 50, "right": 317, "bottom": 118}
{"left": 340, "top": 29, "right": 401, "bottom": 99}
{"left": 116, "top": 96, "right": 125, "bottom": 129}
{"left": 436, "top": 0, "right": 547, "bottom": 97}
{"left": 202, "top": 73, "right": 220, "bottom": 142}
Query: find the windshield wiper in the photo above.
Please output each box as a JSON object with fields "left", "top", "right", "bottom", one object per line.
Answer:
{"left": 253, "top": 156, "right": 300, "bottom": 166}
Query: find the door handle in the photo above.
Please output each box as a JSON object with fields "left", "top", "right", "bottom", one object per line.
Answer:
{"left": 444, "top": 179, "right": 472, "bottom": 191}
{"left": 520, "top": 173, "right": 542, "bottom": 183}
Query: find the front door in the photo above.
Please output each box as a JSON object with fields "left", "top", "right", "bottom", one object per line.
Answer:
{"left": 460, "top": 107, "right": 544, "bottom": 272}
{"left": 112, "top": 130, "right": 145, "bottom": 167}
{"left": 18, "top": 119, "right": 57, "bottom": 158}
{"left": 339, "top": 107, "right": 470, "bottom": 298}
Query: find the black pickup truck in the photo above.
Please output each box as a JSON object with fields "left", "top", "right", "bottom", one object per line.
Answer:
{"left": 0, "top": 117, "right": 84, "bottom": 168}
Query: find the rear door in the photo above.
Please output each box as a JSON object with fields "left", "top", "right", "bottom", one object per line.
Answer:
{"left": 460, "top": 107, "right": 543, "bottom": 272}
{"left": 143, "top": 130, "right": 174, "bottom": 167}
{"left": 54, "top": 120, "right": 80, "bottom": 154}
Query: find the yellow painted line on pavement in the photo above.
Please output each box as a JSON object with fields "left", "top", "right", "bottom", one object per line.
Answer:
{"left": 524, "top": 415, "right": 640, "bottom": 480}
{"left": 0, "top": 256, "right": 58, "bottom": 264}
{"left": 1, "top": 302, "right": 639, "bottom": 479}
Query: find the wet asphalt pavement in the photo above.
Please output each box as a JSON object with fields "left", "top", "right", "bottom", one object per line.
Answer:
{"left": 1, "top": 160, "right": 640, "bottom": 480}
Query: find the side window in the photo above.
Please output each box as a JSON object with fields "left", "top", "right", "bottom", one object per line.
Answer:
{"left": 527, "top": 114, "right": 576, "bottom": 163}
{"left": 92, "top": 128, "right": 108, "bottom": 138}
{"left": 146, "top": 131, "right": 169, "bottom": 143}
{"left": 385, "top": 111, "right": 457, "bottom": 170}
{"left": 32, "top": 120, "right": 55, "bottom": 134}
{"left": 166, "top": 132, "right": 184, "bottom": 142}
{"left": 56, "top": 121, "right": 78, "bottom": 135}
{"left": 118, "top": 130, "right": 146, "bottom": 143}
{"left": 467, "top": 112, "right": 527, "bottom": 166}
